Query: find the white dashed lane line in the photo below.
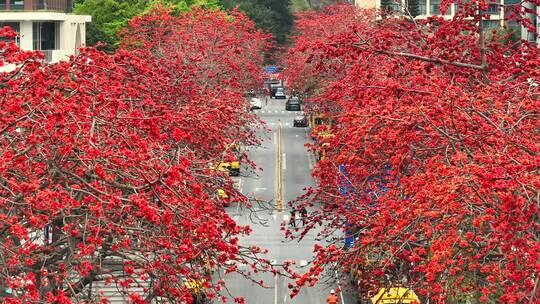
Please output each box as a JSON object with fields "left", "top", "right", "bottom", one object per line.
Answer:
{"left": 253, "top": 110, "right": 304, "bottom": 115}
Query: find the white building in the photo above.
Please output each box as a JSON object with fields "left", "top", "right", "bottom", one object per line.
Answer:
{"left": 354, "top": 0, "right": 538, "bottom": 44}
{"left": 1, "top": 0, "right": 91, "bottom": 63}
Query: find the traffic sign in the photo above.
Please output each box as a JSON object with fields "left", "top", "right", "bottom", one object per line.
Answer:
{"left": 265, "top": 65, "right": 277, "bottom": 73}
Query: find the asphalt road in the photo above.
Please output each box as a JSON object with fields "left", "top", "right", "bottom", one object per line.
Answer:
{"left": 222, "top": 97, "right": 357, "bottom": 304}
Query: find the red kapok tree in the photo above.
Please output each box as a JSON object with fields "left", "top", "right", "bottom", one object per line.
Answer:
{"left": 0, "top": 8, "right": 271, "bottom": 302}
{"left": 285, "top": 4, "right": 539, "bottom": 303}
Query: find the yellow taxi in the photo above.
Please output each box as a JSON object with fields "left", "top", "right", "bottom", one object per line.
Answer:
{"left": 217, "top": 161, "right": 240, "bottom": 176}
{"left": 217, "top": 188, "right": 230, "bottom": 207}
{"left": 370, "top": 287, "right": 420, "bottom": 304}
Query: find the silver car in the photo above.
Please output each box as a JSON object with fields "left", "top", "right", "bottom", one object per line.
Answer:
{"left": 275, "top": 87, "right": 286, "bottom": 99}
{"left": 249, "top": 97, "right": 263, "bottom": 110}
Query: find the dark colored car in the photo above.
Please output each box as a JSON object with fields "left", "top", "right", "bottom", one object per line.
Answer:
{"left": 293, "top": 115, "right": 308, "bottom": 127}
{"left": 285, "top": 98, "right": 301, "bottom": 111}
{"left": 269, "top": 82, "right": 282, "bottom": 97}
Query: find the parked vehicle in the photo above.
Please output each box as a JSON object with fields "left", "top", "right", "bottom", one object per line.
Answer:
{"left": 217, "top": 189, "right": 230, "bottom": 207}
{"left": 275, "top": 87, "right": 286, "bottom": 99}
{"left": 310, "top": 112, "right": 334, "bottom": 139}
{"left": 217, "top": 161, "right": 240, "bottom": 176}
{"left": 369, "top": 287, "right": 420, "bottom": 304}
{"left": 285, "top": 98, "right": 301, "bottom": 111}
{"left": 183, "top": 277, "right": 208, "bottom": 304}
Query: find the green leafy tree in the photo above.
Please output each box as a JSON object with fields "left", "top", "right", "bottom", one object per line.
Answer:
{"left": 74, "top": 0, "right": 147, "bottom": 49}
{"left": 74, "top": 0, "right": 220, "bottom": 50}
{"left": 291, "top": 0, "right": 311, "bottom": 11}
{"left": 220, "top": 0, "right": 293, "bottom": 45}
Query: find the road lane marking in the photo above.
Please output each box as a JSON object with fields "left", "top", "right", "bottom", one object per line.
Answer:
{"left": 274, "top": 273, "right": 279, "bottom": 304}
{"left": 273, "top": 132, "right": 277, "bottom": 145}
{"left": 276, "top": 123, "right": 284, "bottom": 211}
{"left": 335, "top": 269, "right": 346, "bottom": 304}
{"left": 234, "top": 178, "right": 243, "bottom": 193}
{"left": 308, "top": 153, "right": 315, "bottom": 170}
{"left": 282, "top": 153, "right": 286, "bottom": 170}
{"left": 283, "top": 278, "right": 288, "bottom": 303}
{"left": 272, "top": 258, "right": 279, "bottom": 304}
{"left": 254, "top": 187, "right": 268, "bottom": 191}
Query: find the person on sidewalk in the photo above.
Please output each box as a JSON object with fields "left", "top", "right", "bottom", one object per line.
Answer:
{"left": 327, "top": 289, "right": 339, "bottom": 304}
{"left": 300, "top": 207, "right": 308, "bottom": 226}
{"left": 290, "top": 207, "right": 297, "bottom": 228}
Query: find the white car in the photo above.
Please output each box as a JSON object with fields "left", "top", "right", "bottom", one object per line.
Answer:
{"left": 249, "top": 97, "right": 263, "bottom": 110}
{"left": 275, "top": 87, "right": 286, "bottom": 99}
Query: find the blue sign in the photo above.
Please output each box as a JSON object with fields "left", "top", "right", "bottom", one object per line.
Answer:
{"left": 265, "top": 65, "right": 277, "bottom": 73}
{"left": 339, "top": 163, "right": 391, "bottom": 249}
{"left": 344, "top": 223, "right": 356, "bottom": 249}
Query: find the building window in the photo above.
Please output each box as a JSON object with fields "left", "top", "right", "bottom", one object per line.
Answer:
{"left": 32, "top": 21, "right": 58, "bottom": 50}
{"left": 0, "top": 0, "right": 24, "bottom": 10}
{"left": 484, "top": 20, "right": 501, "bottom": 28}
{"left": 381, "top": 0, "right": 402, "bottom": 13}
{"left": 0, "top": 22, "right": 20, "bottom": 46}
{"left": 483, "top": 1, "right": 500, "bottom": 15}
{"left": 12, "top": 0, "right": 23, "bottom": 9}
{"left": 417, "top": 0, "right": 427, "bottom": 15}
{"left": 406, "top": 0, "right": 426, "bottom": 16}
{"left": 430, "top": 0, "right": 451, "bottom": 15}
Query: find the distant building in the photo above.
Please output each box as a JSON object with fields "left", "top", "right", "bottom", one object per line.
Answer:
{"left": 0, "top": 0, "right": 91, "bottom": 63}
{"left": 354, "top": 0, "right": 538, "bottom": 44}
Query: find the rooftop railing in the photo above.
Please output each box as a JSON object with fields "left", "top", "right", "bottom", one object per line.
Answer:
{"left": 0, "top": 0, "right": 72, "bottom": 13}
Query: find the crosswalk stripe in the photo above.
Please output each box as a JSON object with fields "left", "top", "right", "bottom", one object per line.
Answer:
{"left": 253, "top": 110, "right": 305, "bottom": 114}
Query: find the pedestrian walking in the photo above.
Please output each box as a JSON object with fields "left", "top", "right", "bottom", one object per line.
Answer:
{"left": 300, "top": 207, "right": 308, "bottom": 227}
{"left": 326, "top": 289, "right": 339, "bottom": 304}
{"left": 289, "top": 207, "right": 297, "bottom": 228}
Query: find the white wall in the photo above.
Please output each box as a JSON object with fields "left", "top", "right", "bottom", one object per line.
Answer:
{"left": 0, "top": 12, "right": 91, "bottom": 62}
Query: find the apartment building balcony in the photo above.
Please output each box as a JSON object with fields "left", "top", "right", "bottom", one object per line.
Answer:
{"left": 0, "top": 0, "right": 72, "bottom": 13}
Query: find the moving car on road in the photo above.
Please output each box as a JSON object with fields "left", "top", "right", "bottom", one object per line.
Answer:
{"left": 275, "top": 87, "right": 286, "bottom": 99}
{"left": 285, "top": 98, "right": 301, "bottom": 111}
{"left": 293, "top": 115, "right": 308, "bottom": 127}
{"left": 249, "top": 97, "right": 262, "bottom": 110}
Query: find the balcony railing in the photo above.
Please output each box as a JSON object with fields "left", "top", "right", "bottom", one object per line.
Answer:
{"left": 0, "top": 0, "right": 72, "bottom": 13}
{"left": 40, "top": 49, "right": 53, "bottom": 62}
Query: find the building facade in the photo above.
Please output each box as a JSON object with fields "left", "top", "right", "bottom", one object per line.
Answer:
{"left": 0, "top": 0, "right": 91, "bottom": 63}
{"left": 354, "top": 0, "right": 539, "bottom": 44}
